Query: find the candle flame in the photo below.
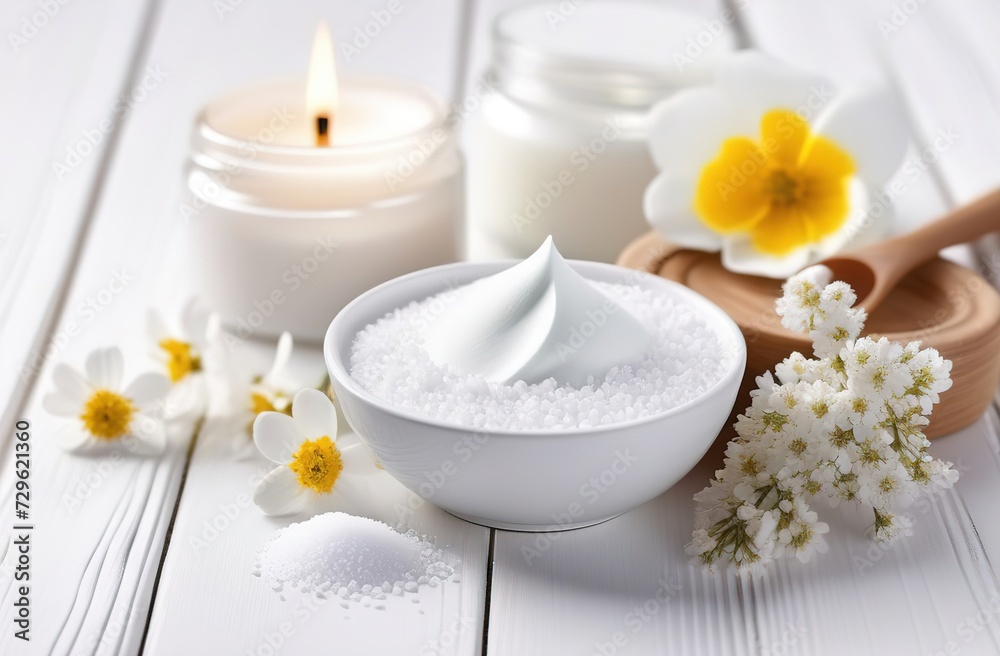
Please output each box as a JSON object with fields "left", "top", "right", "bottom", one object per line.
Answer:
{"left": 306, "top": 21, "right": 338, "bottom": 146}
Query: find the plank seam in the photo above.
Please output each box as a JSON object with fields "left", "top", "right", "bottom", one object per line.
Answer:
{"left": 452, "top": 0, "right": 478, "bottom": 106}
{"left": 721, "top": 0, "right": 752, "bottom": 49}
{"left": 480, "top": 529, "right": 495, "bottom": 656}
{"left": 136, "top": 414, "right": 205, "bottom": 656}
{"left": 0, "top": 0, "right": 164, "bottom": 442}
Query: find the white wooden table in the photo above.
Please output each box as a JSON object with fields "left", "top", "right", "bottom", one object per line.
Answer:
{"left": 3, "top": 1, "right": 1000, "bottom": 654}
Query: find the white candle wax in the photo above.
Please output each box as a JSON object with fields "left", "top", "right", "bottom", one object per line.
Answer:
{"left": 466, "top": 1, "right": 734, "bottom": 263}
{"left": 185, "top": 76, "right": 462, "bottom": 342}
{"left": 204, "top": 78, "right": 438, "bottom": 148}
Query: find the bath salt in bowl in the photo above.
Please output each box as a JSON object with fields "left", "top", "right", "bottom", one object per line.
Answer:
{"left": 325, "top": 260, "right": 746, "bottom": 531}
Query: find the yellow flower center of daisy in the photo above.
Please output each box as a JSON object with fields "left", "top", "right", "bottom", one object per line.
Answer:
{"left": 159, "top": 338, "right": 202, "bottom": 383}
{"left": 249, "top": 392, "right": 290, "bottom": 416}
{"left": 695, "top": 109, "right": 856, "bottom": 255}
{"left": 288, "top": 436, "right": 343, "bottom": 493}
{"left": 80, "top": 389, "right": 136, "bottom": 440}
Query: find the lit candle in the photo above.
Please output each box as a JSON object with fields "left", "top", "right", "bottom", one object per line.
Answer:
{"left": 185, "top": 23, "right": 461, "bottom": 342}
{"left": 306, "top": 22, "right": 337, "bottom": 147}
{"left": 465, "top": 1, "right": 733, "bottom": 263}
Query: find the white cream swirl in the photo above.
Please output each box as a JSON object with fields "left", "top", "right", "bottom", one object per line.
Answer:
{"left": 423, "top": 237, "right": 652, "bottom": 387}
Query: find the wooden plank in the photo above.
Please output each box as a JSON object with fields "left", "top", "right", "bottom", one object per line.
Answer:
{"left": 0, "top": 0, "right": 155, "bottom": 451}
{"left": 868, "top": 0, "right": 1000, "bottom": 205}
{"left": 0, "top": 2, "right": 161, "bottom": 654}
{"left": 489, "top": 459, "right": 1000, "bottom": 655}
{"left": 137, "top": 1, "right": 491, "bottom": 655}
{"left": 0, "top": 1, "right": 482, "bottom": 655}
{"left": 487, "top": 1, "right": 1000, "bottom": 654}
{"left": 144, "top": 349, "right": 489, "bottom": 655}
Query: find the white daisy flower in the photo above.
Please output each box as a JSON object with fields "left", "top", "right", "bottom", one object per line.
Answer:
{"left": 644, "top": 51, "right": 907, "bottom": 278}
{"left": 252, "top": 388, "right": 376, "bottom": 517}
{"left": 218, "top": 331, "right": 297, "bottom": 438}
{"left": 147, "top": 299, "right": 221, "bottom": 414}
{"left": 42, "top": 347, "right": 170, "bottom": 455}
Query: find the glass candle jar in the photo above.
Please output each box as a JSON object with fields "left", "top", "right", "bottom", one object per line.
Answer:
{"left": 185, "top": 77, "right": 462, "bottom": 343}
{"left": 466, "top": 1, "right": 733, "bottom": 263}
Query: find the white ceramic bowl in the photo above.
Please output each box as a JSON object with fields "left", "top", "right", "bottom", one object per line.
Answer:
{"left": 325, "top": 260, "right": 746, "bottom": 531}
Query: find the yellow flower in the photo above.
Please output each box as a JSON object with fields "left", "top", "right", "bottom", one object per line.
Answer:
{"left": 695, "top": 110, "right": 855, "bottom": 256}
{"left": 288, "top": 436, "right": 344, "bottom": 493}
{"left": 80, "top": 389, "right": 136, "bottom": 440}
{"left": 42, "top": 347, "right": 170, "bottom": 454}
{"left": 159, "top": 338, "right": 202, "bottom": 383}
{"left": 644, "top": 51, "right": 907, "bottom": 278}
{"left": 252, "top": 388, "right": 377, "bottom": 517}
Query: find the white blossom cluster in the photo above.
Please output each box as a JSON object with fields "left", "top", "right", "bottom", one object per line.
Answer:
{"left": 688, "top": 267, "right": 958, "bottom": 572}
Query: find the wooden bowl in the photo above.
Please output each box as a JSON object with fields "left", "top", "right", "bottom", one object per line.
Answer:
{"left": 618, "top": 232, "right": 1000, "bottom": 438}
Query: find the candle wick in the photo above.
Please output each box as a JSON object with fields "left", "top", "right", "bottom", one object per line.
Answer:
{"left": 316, "top": 115, "right": 331, "bottom": 146}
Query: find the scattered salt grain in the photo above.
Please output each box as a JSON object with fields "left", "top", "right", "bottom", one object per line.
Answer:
{"left": 350, "top": 281, "right": 735, "bottom": 430}
{"left": 254, "top": 512, "right": 455, "bottom": 608}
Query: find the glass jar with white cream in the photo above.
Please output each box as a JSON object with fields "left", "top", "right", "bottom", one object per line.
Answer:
{"left": 465, "top": 1, "right": 733, "bottom": 262}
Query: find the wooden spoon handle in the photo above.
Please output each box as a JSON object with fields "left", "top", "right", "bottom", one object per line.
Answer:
{"left": 826, "top": 188, "right": 1000, "bottom": 312}
{"left": 895, "top": 187, "right": 1000, "bottom": 259}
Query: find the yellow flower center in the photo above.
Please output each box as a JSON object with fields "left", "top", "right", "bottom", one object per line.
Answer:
{"left": 159, "top": 338, "right": 202, "bottom": 383}
{"left": 80, "top": 389, "right": 136, "bottom": 440}
{"left": 288, "top": 436, "right": 343, "bottom": 493}
{"left": 249, "top": 392, "right": 290, "bottom": 416}
{"left": 695, "top": 109, "right": 856, "bottom": 255}
{"left": 766, "top": 169, "right": 801, "bottom": 206}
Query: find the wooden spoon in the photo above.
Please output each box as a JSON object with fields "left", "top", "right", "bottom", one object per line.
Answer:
{"left": 821, "top": 188, "right": 1000, "bottom": 311}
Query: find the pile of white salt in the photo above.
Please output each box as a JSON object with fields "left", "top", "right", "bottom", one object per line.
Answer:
{"left": 253, "top": 512, "right": 456, "bottom": 609}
